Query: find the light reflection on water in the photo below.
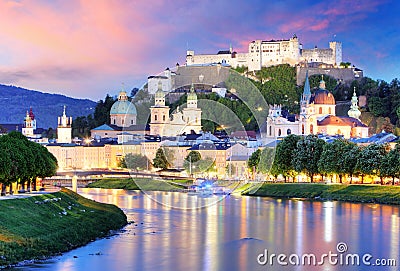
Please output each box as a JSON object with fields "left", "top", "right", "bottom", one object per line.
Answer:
{"left": 13, "top": 188, "right": 400, "bottom": 271}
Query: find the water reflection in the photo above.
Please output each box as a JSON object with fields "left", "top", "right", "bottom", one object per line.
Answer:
{"left": 14, "top": 188, "right": 400, "bottom": 271}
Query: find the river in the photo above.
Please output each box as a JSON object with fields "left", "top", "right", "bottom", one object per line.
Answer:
{"left": 13, "top": 188, "right": 400, "bottom": 270}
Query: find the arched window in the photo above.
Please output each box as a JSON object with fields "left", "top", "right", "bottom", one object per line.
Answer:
{"left": 269, "top": 126, "right": 272, "bottom": 136}
{"left": 287, "top": 129, "right": 291, "bottom": 135}
{"left": 329, "top": 107, "right": 332, "bottom": 114}
{"left": 155, "top": 115, "right": 158, "bottom": 121}
{"left": 131, "top": 120, "right": 133, "bottom": 125}
{"left": 278, "top": 129, "right": 282, "bottom": 136}
{"left": 319, "top": 107, "right": 322, "bottom": 114}
{"left": 302, "top": 124, "right": 305, "bottom": 134}
{"left": 163, "top": 115, "right": 166, "bottom": 121}
{"left": 122, "top": 119, "right": 124, "bottom": 125}
{"left": 113, "top": 119, "right": 116, "bottom": 125}
{"left": 310, "top": 124, "right": 314, "bottom": 134}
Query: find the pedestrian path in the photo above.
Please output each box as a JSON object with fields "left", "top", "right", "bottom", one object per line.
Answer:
{"left": 0, "top": 187, "right": 61, "bottom": 200}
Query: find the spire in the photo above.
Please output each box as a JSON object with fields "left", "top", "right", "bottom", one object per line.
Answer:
{"left": 319, "top": 75, "right": 326, "bottom": 89}
{"left": 348, "top": 87, "right": 361, "bottom": 119}
{"left": 302, "top": 70, "right": 312, "bottom": 103}
{"left": 158, "top": 80, "right": 162, "bottom": 91}
{"left": 190, "top": 83, "right": 195, "bottom": 93}
{"left": 63, "top": 105, "right": 66, "bottom": 117}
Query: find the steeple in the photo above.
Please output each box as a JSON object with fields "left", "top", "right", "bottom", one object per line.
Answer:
{"left": 319, "top": 75, "right": 326, "bottom": 89}
{"left": 187, "top": 83, "right": 197, "bottom": 108}
{"left": 301, "top": 71, "right": 312, "bottom": 104}
{"left": 154, "top": 80, "right": 166, "bottom": 106}
{"left": 118, "top": 83, "right": 128, "bottom": 101}
{"left": 348, "top": 87, "right": 361, "bottom": 119}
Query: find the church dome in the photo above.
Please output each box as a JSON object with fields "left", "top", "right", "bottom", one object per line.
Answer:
{"left": 110, "top": 91, "right": 137, "bottom": 115}
{"left": 310, "top": 78, "right": 335, "bottom": 105}
{"left": 312, "top": 89, "right": 335, "bottom": 105}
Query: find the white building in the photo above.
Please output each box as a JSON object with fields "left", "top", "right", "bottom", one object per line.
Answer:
{"left": 186, "top": 35, "right": 342, "bottom": 71}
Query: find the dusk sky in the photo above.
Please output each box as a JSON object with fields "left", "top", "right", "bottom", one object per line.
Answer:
{"left": 0, "top": 0, "right": 399, "bottom": 101}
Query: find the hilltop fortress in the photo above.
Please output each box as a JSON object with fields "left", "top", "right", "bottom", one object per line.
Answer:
{"left": 186, "top": 34, "right": 342, "bottom": 71}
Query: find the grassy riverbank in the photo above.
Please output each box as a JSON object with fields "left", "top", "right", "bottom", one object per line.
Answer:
{"left": 87, "top": 178, "right": 187, "bottom": 191}
{"left": 244, "top": 183, "right": 400, "bottom": 205}
{"left": 0, "top": 188, "right": 127, "bottom": 268}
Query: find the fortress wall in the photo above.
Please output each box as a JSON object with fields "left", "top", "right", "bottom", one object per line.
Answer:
{"left": 296, "top": 66, "right": 363, "bottom": 85}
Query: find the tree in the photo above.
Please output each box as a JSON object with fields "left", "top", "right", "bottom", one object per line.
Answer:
{"left": 292, "top": 135, "right": 326, "bottom": 182}
{"left": 356, "top": 144, "right": 387, "bottom": 184}
{"left": 318, "top": 139, "right": 351, "bottom": 183}
{"left": 153, "top": 148, "right": 170, "bottom": 170}
{"left": 248, "top": 149, "right": 261, "bottom": 173}
{"left": 271, "top": 134, "right": 301, "bottom": 181}
{"left": 380, "top": 144, "right": 400, "bottom": 185}
{"left": 183, "top": 151, "right": 201, "bottom": 174}
{"left": 258, "top": 147, "right": 276, "bottom": 175}
{"left": 342, "top": 143, "right": 361, "bottom": 184}
{"left": 120, "top": 153, "right": 150, "bottom": 171}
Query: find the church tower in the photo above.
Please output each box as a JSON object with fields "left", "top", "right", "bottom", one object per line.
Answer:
{"left": 182, "top": 83, "right": 202, "bottom": 133}
{"left": 57, "top": 106, "right": 72, "bottom": 143}
{"left": 299, "top": 71, "right": 316, "bottom": 135}
{"left": 149, "top": 81, "right": 170, "bottom": 136}
{"left": 22, "top": 111, "right": 34, "bottom": 137}
{"left": 348, "top": 87, "right": 361, "bottom": 119}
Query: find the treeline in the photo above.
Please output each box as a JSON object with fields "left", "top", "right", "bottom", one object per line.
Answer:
{"left": 250, "top": 134, "right": 400, "bottom": 184}
{"left": 0, "top": 132, "right": 58, "bottom": 195}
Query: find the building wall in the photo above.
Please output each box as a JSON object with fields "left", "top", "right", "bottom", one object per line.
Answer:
{"left": 110, "top": 113, "right": 136, "bottom": 127}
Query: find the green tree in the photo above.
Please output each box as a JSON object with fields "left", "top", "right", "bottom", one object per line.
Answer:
{"left": 342, "top": 143, "right": 361, "bottom": 184}
{"left": 380, "top": 144, "right": 400, "bottom": 185}
{"left": 318, "top": 139, "right": 351, "bottom": 183}
{"left": 355, "top": 144, "right": 387, "bottom": 184}
{"left": 152, "top": 148, "right": 170, "bottom": 170}
{"left": 248, "top": 149, "right": 261, "bottom": 173}
{"left": 120, "top": 153, "right": 150, "bottom": 171}
{"left": 292, "top": 135, "right": 326, "bottom": 182}
{"left": 183, "top": 151, "right": 201, "bottom": 173}
{"left": 271, "top": 134, "right": 301, "bottom": 181}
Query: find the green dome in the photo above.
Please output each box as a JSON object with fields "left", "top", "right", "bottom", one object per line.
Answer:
{"left": 110, "top": 100, "right": 137, "bottom": 115}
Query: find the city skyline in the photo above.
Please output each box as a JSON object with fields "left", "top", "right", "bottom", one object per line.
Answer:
{"left": 0, "top": 0, "right": 399, "bottom": 101}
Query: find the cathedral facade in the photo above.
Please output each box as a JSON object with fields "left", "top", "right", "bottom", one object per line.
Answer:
{"left": 266, "top": 73, "right": 369, "bottom": 141}
{"left": 150, "top": 83, "right": 202, "bottom": 136}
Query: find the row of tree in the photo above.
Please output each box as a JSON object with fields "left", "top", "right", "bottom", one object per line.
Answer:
{"left": 0, "top": 132, "right": 58, "bottom": 195}
{"left": 250, "top": 134, "right": 400, "bottom": 184}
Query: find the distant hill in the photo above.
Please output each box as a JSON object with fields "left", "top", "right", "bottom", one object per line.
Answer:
{"left": 0, "top": 84, "right": 96, "bottom": 129}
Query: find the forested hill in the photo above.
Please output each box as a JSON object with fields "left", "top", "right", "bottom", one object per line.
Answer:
{"left": 0, "top": 84, "right": 96, "bottom": 129}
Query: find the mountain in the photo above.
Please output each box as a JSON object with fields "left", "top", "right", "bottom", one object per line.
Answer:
{"left": 0, "top": 84, "right": 96, "bottom": 129}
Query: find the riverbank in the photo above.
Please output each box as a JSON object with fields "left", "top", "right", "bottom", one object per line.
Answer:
{"left": 244, "top": 183, "right": 400, "bottom": 205}
{"left": 0, "top": 188, "right": 127, "bottom": 268}
{"left": 87, "top": 178, "right": 188, "bottom": 191}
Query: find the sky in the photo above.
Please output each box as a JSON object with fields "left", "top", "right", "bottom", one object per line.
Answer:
{"left": 0, "top": 0, "right": 399, "bottom": 101}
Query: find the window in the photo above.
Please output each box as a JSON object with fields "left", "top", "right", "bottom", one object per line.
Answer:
{"left": 310, "top": 124, "right": 314, "bottom": 134}
{"left": 278, "top": 129, "right": 282, "bottom": 136}
{"left": 302, "top": 124, "right": 305, "bottom": 134}
{"left": 287, "top": 129, "right": 291, "bottom": 135}
{"left": 269, "top": 126, "right": 272, "bottom": 136}
{"left": 329, "top": 107, "right": 332, "bottom": 114}
{"left": 319, "top": 107, "right": 322, "bottom": 114}
{"left": 163, "top": 115, "right": 166, "bottom": 121}
{"left": 155, "top": 115, "right": 158, "bottom": 121}
{"left": 113, "top": 119, "right": 116, "bottom": 124}
{"left": 131, "top": 120, "right": 133, "bottom": 124}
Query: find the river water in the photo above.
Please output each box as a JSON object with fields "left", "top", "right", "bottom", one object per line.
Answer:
{"left": 13, "top": 188, "right": 400, "bottom": 271}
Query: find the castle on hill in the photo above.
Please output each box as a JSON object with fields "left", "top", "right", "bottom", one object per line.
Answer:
{"left": 186, "top": 34, "right": 342, "bottom": 71}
